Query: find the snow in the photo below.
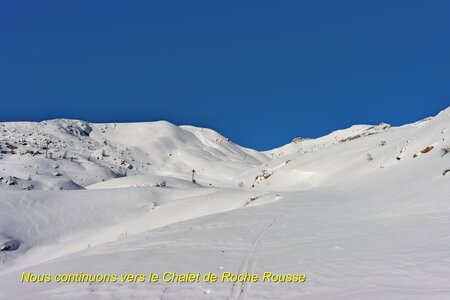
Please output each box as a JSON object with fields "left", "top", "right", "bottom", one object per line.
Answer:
{"left": 1, "top": 107, "right": 450, "bottom": 299}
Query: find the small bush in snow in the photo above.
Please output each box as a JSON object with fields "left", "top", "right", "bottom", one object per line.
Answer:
{"left": 420, "top": 146, "right": 434, "bottom": 154}
{"left": 5, "top": 143, "right": 16, "bottom": 150}
{"left": 441, "top": 147, "right": 450, "bottom": 157}
{"left": 191, "top": 169, "right": 196, "bottom": 184}
{"left": 156, "top": 181, "right": 166, "bottom": 187}
{"left": 340, "top": 134, "right": 361, "bottom": 143}
{"left": 249, "top": 196, "right": 259, "bottom": 202}
{"left": 292, "top": 137, "right": 305, "bottom": 144}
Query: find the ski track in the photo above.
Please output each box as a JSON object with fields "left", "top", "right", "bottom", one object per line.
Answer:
{"left": 228, "top": 216, "right": 281, "bottom": 300}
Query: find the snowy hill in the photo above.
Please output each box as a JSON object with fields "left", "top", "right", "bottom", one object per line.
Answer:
{"left": 0, "top": 120, "right": 267, "bottom": 190}
{"left": 1, "top": 107, "right": 450, "bottom": 299}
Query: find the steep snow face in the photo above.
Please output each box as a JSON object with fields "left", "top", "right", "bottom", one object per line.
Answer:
{"left": 0, "top": 107, "right": 450, "bottom": 299}
{"left": 0, "top": 120, "right": 268, "bottom": 190}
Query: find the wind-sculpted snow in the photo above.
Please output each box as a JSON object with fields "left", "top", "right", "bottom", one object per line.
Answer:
{"left": 0, "top": 107, "right": 450, "bottom": 299}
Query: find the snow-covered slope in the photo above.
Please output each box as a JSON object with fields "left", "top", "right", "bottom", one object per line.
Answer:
{"left": 0, "top": 120, "right": 268, "bottom": 190}
{"left": 1, "top": 107, "right": 450, "bottom": 299}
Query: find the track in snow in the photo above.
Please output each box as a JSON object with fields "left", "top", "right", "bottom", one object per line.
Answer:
{"left": 228, "top": 216, "right": 281, "bottom": 300}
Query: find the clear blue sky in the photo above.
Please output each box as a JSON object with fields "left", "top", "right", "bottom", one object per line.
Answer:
{"left": 1, "top": 1, "right": 449, "bottom": 150}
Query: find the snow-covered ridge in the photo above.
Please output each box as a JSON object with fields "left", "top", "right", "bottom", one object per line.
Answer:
{"left": 0, "top": 119, "right": 268, "bottom": 190}
{"left": 1, "top": 107, "right": 449, "bottom": 191}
